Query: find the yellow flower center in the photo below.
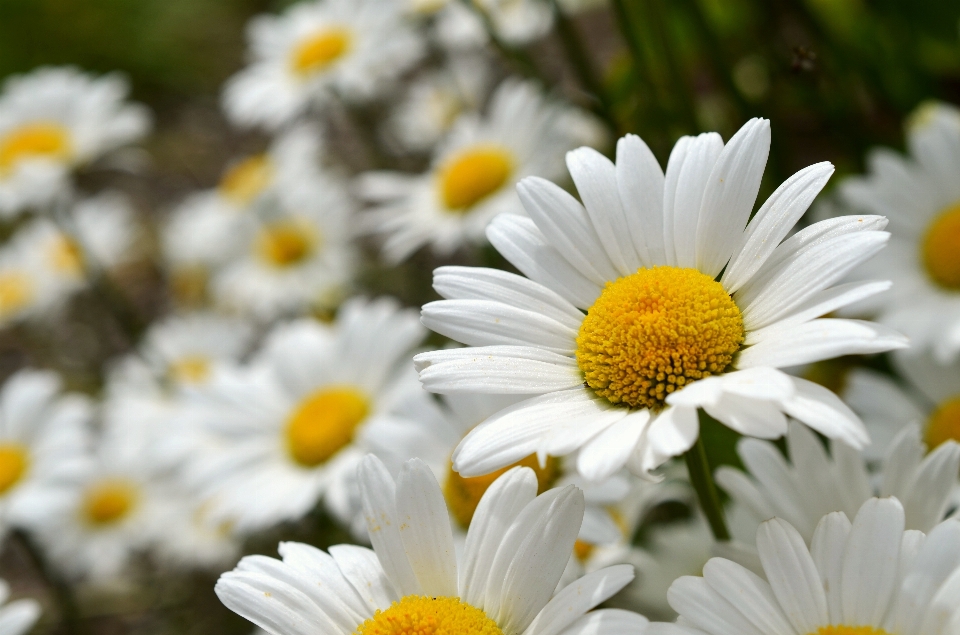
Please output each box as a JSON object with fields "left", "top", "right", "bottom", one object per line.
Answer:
{"left": 48, "top": 236, "right": 84, "bottom": 275}
{"left": 219, "top": 155, "right": 273, "bottom": 206}
{"left": 256, "top": 221, "right": 318, "bottom": 268}
{"left": 285, "top": 387, "right": 370, "bottom": 468}
{"left": 926, "top": 395, "right": 960, "bottom": 450}
{"left": 576, "top": 266, "right": 744, "bottom": 410}
{"left": 444, "top": 454, "right": 559, "bottom": 529}
{"left": 0, "top": 272, "right": 33, "bottom": 316}
{"left": 355, "top": 595, "right": 503, "bottom": 635}
{"left": 573, "top": 539, "right": 594, "bottom": 563}
{"left": 921, "top": 202, "right": 960, "bottom": 290}
{"left": 169, "top": 356, "right": 211, "bottom": 385}
{"left": 0, "top": 445, "right": 29, "bottom": 495}
{"left": 291, "top": 28, "right": 353, "bottom": 76}
{"left": 82, "top": 480, "right": 138, "bottom": 526}
{"left": 0, "top": 122, "right": 72, "bottom": 173}
{"left": 438, "top": 146, "right": 514, "bottom": 212}
{"left": 809, "top": 627, "right": 890, "bottom": 635}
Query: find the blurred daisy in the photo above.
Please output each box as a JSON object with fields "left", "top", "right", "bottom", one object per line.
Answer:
{"left": 69, "top": 191, "right": 139, "bottom": 270}
{"left": 182, "top": 298, "right": 425, "bottom": 533}
{"left": 223, "top": 0, "right": 423, "bottom": 129}
{"left": 427, "top": 0, "right": 553, "bottom": 47}
{"left": 716, "top": 420, "right": 960, "bottom": 545}
{"left": 216, "top": 455, "right": 650, "bottom": 635}
{"left": 152, "top": 487, "right": 240, "bottom": 571}
{"left": 360, "top": 79, "right": 605, "bottom": 263}
{"left": 0, "top": 66, "right": 150, "bottom": 216}
{"left": 660, "top": 497, "right": 960, "bottom": 635}
{"left": 834, "top": 101, "right": 960, "bottom": 363}
{"left": 415, "top": 119, "right": 906, "bottom": 482}
{"left": 211, "top": 175, "right": 356, "bottom": 320}
{"left": 0, "top": 370, "right": 91, "bottom": 539}
{"left": 0, "top": 247, "right": 42, "bottom": 328}
{"left": 0, "top": 579, "right": 40, "bottom": 635}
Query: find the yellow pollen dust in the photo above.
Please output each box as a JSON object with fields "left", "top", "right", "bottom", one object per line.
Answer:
{"left": 169, "top": 356, "right": 211, "bottom": 385}
{"left": 291, "top": 28, "right": 352, "bottom": 76}
{"left": 220, "top": 155, "right": 273, "bottom": 206}
{"left": 576, "top": 266, "right": 744, "bottom": 410}
{"left": 921, "top": 202, "right": 960, "bottom": 290}
{"left": 0, "top": 122, "right": 72, "bottom": 173}
{"left": 82, "top": 480, "right": 138, "bottom": 526}
{"left": 256, "top": 221, "right": 318, "bottom": 267}
{"left": 285, "top": 387, "right": 370, "bottom": 468}
{"left": 444, "top": 454, "right": 559, "bottom": 529}
{"left": 355, "top": 595, "right": 503, "bottom": 635}
{"left": 0, "top": 272, "right": 32, "bottom": 316}
{"left": 0, "top": 445, "right": 29, "bottom": 495}
{"left": 809, "top": 626, "right": 890, "bottom": 635}
{"left": 438, "top": 146, "right": 514, "bottom": 212}
{"left": 926, "top": 395, "right": 960, "bottom": 450}
{"left": 48, "top": 236, "right": 84, "bottom": 275}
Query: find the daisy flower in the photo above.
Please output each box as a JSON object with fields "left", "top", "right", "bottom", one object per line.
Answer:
{"left": 831, "top": 101, "right": 960, "bottom": 363}
{"left": 216, "top": 455, "right": 650, "bottom": 635}
{"left": 181, "top": 298, "right": 426, "bottom": 534}
{"left": 0, "top": 66, "right": 150, "bottom": 216}
{"left": 0, "top": 370, "right": 91, "bottom": 540}
{"left": 0, "top": 579, "right": 40, "bottom": 635}
{"left": 660, "top": 497, "right": 960, "bottom": 635}
{"left": 68, "top": 191, "right": 139, "bottom": 271}
{"left": 414, "top": 119, "right": 907, "bottom": 482}
{"left": 716, "top": 420, "right": 960, "bottom": 546}
{"left": 151, "top": 486, "right": 240, "bottom": 571}
{"left": 843, "top": 351, "right": 960, "bottom": 460}
{"left": 223, "top": 0, "right": 423, "bottom": 130}
{"left": 359, "top": 79, "right": 605, "bottom": 263}
{"left": 0, "top": 246, "right": 43, "bottom": 328}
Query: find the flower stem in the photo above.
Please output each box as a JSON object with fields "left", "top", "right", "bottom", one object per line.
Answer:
{"left": 684, "top": 414, "right": 730, "bottom": 541}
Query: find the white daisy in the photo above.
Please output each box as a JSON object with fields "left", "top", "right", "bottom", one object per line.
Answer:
{"left": 831, "top": 101, "right": 960, "bottom": 363}
{"left": 0, "top": 245, "right": 43, "bottom": 328}
{"left": 0, "top": 369, "right": 91, "bottom": 540}
{"left": 414, "top": 119, "right": 907, "bottom": 482}
{"left": 151, "top": 485, "right": 240, "bottom": 571}
{"left": 69, "top": 191, "right": 139, "bottom": 270}
{"left": 471, "top": 0, "right": 553, "bottom": 46}
{"left": 223, "top": 0, "right": 424, "bottom": 130}
{"left": 359, "top": 79, "right": 606, "bottom": 263}
{"left": 0, "top": 66, "right": 150, "bottom": 216}
{"left": 0, "top": 579, "right": 41, "bottom": 635}
{"left": 216, "top": 454, "right": 650, "bottom": 635}
{"left": 181, "top": 298, "right": 426, "bottom": 534}
{"left": 660, "top": 497, "right": 960, "bottom": 635}
{"left": 715, "top": 420, "right": 960, "bottom": 547}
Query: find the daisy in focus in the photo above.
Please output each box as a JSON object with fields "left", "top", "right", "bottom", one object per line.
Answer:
{"left": 832, "top": 101, "right": 960, "bottom": 363}
{"left": 415, "top": 119, "right": 907, "bottom": 482}
{"left": 223, "top": 0, "right": 423, "bottom": 130}
{"left": 216, "top": 454, "right": 650, "bottom": 635}
{"left": 0, "top": 579, "right": 41, "bottom": 635}
{"left": 659, "top": 497, "right": 960, "bottom": 635}
{"left": 0, "top": 370, "right": 91, "bottom": 540}
{"left": 716, "top": 420, "right": 960, "bottom": 546}
{"left": 181, "top": 298, "right": 425, "bottom": 534}
{"left": 359, "top": 79, "right": 606, "bottom": 263}
{"left": 0, "top": 66, "right": 150, "bottom": 216}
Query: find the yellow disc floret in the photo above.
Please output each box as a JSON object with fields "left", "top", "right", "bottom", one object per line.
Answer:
{"left": 809, "top": 627, "right": 890, "bottom": 635}
{"left": 439, "top": 146, "right": 514, "bottom": 212}
{"left": 291, "top": 28, "right": 352, "bottom": 76}
{"left": 0, "top": 272, "right": 33, "bottom": 317}
{"left": 0, "top": 122, "right": 72, "bottom": 173}
{"left": 926, "top": 395, "right": 960, "bottom": 450}
{"left": 285, "top": 386, "right": 370, "bottom": 468}
{"left": 0, "top": 444, "right": 29, "bottom": 495}
{"left": 82, "top": 480, "right": 138, "bottom": 526}
{"left": 355, "top": 595, "right": 503, "bottom": 635}
{"left": 219, "top": 155, "right": 273, "bottom": 206}
{"left": 444, "top": 454, "right": 558, "bottom": 529}
{"left": 922, "top": 202, "right": 960, "bottom": 290}
{"left": 256, "top": 221, "right": 318, "bottom": 268}
{"left": 48, "top": 236, "right": 85, "bottom": 275}
{"left": 576, "top": 266, "right": 744, "bottom": 410}
{"left": 169, "top": 355, "right": 211, "bottom": 385}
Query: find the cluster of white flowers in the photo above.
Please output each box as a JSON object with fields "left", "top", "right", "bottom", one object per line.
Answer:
{"left": 1, "top": 1, "right": 960, "bottom": 635}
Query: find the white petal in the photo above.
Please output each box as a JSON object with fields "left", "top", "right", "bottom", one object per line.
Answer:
{"left": 555, "top": 609, "right": 650, "bottom": 635}
{"left": 702, "top": 557, "right": 794, "bottom": 635}
{"left": 421, "top": 299, "right": 578, "bottom": 353}
{"left": 889, "top": 517, "right": 960, "bottom": 635}
{"left": 395, "top": 459, "right": 458, "bottom": 597}
{"left": 705, "top": 393, "right": 788, "bottom": 439}
{"left": 328, "top": 545, "right": 397, "bottom": 612}
{"left": 215, "top": 571, "right": 336, "bottom": 635}
{"left": 278, "top": 542, "right": 372, "bottom": 624}
{"left": 0, "top": 600, "right": 40, "bottom": 635}
{"left": 577, "top": 409, "right": 651, "bottom": 482}
{"left": 616, "top": 134, "right": 666, "bottom": 266}
{"left": 781, "top": 376, "right": 870, "bottom": 449}
{"left": 415, "top": 346, "right": 583, "bottom": 394}
{"left": 697, "top": 118, "right": 771, "bottom": 278}
{"left": 722, "top": 161, "right": 834, "bottom": 292}
{"left": 809, "top": 512, "right": 852, "bottom": 624}
{"left": 840, "top": 498, "right": 904, "bottom": 627}
{"left": 664, "top": 133, "right": 724, "bottom": 268}
{"left": 645, "top": 405, "right": 700, "bottom": 458}
{"left": 667, "top": 574, "right": 766, "bottom": 635}
{"left": 756, "top": 518, "right": 829, "bottom": 633}
{"left": 525, "top": 566, "right": 636, "bottom": 635}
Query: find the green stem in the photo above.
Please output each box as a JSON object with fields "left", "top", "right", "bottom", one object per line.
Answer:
{"left": 684, "top": 415, "right": 730, "bottom": 541}
{"left": 548, "top": 0, "right": 619, "bottom": 134}
{"left": 643, "top": 0, "right": 700, "bottom": 134}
